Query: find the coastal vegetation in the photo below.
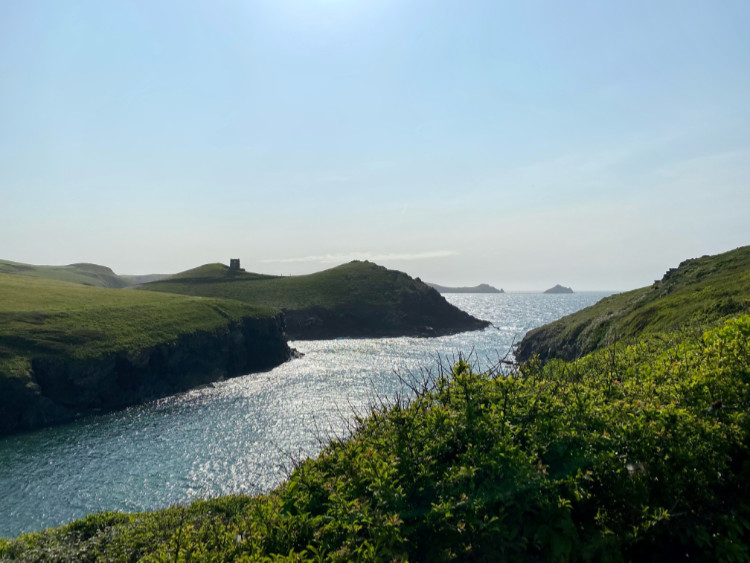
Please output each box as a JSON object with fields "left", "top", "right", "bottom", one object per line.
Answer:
{"left": 141, "top": 261, "right": 489, "bottom": 339}
{"left": 2, "top": 247, "right": 748, "bottom": 559}
{"left": 0, "top": 273, "right": 289, "bottom": 435}
{"left": 517, "top": 246, "right": 750, "bottom": 362}
{"left": 2, "top": 314, "right": 748, "bottom": 560}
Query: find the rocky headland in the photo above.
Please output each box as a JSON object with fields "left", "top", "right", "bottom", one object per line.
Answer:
{"left": 143, "top": 261, "right": 491, "bottom": 340}
{"left": 427, "top": 282, "right": 504, "bottom": 294}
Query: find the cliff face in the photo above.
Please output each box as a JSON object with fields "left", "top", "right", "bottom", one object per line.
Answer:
{"left": 284, "top": 287, "right": 490, "bottom": 340}
{"left": 0, "top": 315, "right": 291, "bottom": 436}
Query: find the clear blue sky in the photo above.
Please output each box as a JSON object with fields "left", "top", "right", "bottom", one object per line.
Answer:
{"left": 1, "top": 0, "right": 748, "bottom": 290}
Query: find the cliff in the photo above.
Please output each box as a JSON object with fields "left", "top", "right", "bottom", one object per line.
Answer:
{"left": 0, "top": 274, "right": 291, "bottom": 436}
{"left": 142, "top": 261, "right": 490, "bottom": 339}
{"left": 516, "top": 246, "right": 750, "bottom": 363}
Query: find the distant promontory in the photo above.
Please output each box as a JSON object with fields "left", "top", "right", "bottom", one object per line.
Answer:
{"left": 427, "top": 282, "right": 504, "bottom": 294}
{"left": 544, "top": 284, "right": 574, "bottom": 294}
{"left": 142, "top": 261, "right": 491, "bottom": 340}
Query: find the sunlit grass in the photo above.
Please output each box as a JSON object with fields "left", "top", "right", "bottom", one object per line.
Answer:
{"left": 0, "top": 274, "right": 276, "bottom": 379}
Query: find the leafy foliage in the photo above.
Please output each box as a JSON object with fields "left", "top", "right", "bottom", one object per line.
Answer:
{"left": 4, "top": 316, "right": 749, "bottom": 561}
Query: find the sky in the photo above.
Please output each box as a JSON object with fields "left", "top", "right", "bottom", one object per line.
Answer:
{"left": 1, "top": 0, "right": 748, "bottom": 290}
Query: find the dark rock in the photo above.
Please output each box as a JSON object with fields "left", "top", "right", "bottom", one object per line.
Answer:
{"left": 544, "top": 284, "right": 574, "bottom": 294}
{"left": 283, "top": 286, "right": 489, "bottom": 340}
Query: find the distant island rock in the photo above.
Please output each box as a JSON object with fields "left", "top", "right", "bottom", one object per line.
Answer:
{"left": 544, "top": 284, "right": 574, "bottom": 294}
{"left": 427, "top": 283, "right": 504, "bottom": 294}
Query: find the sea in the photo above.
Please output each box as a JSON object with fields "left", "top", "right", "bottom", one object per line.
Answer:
{"left": 0, "top": 292, "right": 612, "bottom": 538}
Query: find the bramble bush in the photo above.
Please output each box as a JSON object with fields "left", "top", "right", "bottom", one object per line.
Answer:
{"left": 2, "top": 316, "right": 749, "bottom": 561}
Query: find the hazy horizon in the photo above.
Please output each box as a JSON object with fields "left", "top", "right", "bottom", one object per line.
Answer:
{"left": 2, "top": 1, "right": 748, "bottom": 291}
{"left": 0, "top": 251, "right": 718, "bottom": 294}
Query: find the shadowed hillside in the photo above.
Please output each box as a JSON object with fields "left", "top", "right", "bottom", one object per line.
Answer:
{"left": 142, "top": 261, "right": 490, "bottom": 339}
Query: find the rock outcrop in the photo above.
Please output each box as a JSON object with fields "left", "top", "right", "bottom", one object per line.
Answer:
{"left": 544, "top": 284, "right": 574, "bottom": 294}
{"left": 427, "top": 283, "right": 504, "bottom": 294}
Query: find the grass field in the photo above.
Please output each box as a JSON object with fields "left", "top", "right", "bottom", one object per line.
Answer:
{"left": 0, "top": 273, "right": 276, "bottom": 380}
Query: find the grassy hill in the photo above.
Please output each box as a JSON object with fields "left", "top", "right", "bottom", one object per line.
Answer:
{"left": 119, "top": 273, "right": 170, "bottom": 285}
{"left": 3, "top": 315, "right": 748, "bottom": 560}
{"left": 0, "top": 274, "right": 289, "bottom": 434}
{"left": 0, "top": 259, "right": 171, "bottom": 288}
{"left": 516, "top": 245, "right": 750, "bottom": 362}
{"left": 142, "top": 261, "right": 490, "bottom": 339}
{"left": 0, "top": 259, "right": 130, "bottom": 288}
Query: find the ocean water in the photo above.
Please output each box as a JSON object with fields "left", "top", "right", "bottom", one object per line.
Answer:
{"left": 0, "top": 292, "right": 612, "bottom": 538}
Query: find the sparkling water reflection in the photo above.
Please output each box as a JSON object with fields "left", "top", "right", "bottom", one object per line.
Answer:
{"left": 0, "top": 292, "right": 611, "bottom": 537}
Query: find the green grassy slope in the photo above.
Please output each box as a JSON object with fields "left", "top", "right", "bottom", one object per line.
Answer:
{"left": 516, "top": 245, "right": 750, "bottom": 362}
{"left": 142, "top": 261, "right": 489, "bottom": 338}
{"left": 119, "top": 273, "right": 170, "bottom": 285}
{"left": 146, "top": 261, "right": 423, "bottom": 309}
{"left": 0, "top": 259, "right": 131, "bottom": 288}
{"left": 0, "top": 273, "right": 275, "bottom": 379}
{"left": 4, "top": 316, "right": 748, "bottom": 560}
